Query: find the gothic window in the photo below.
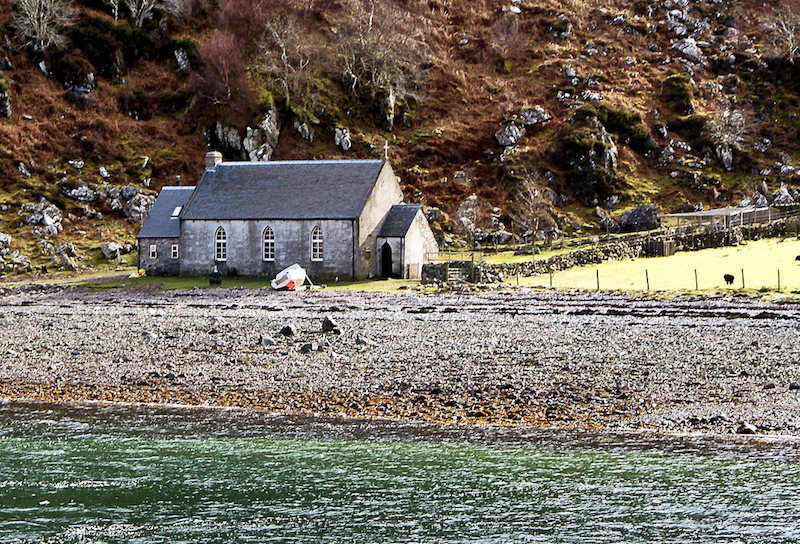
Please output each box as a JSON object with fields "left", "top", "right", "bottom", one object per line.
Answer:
{"left": 215, "top": 227, "right": 227, "bottom": 261}
{"left": 263, "top": 226, "right": 275, "bottom": 261}
{"left": 311, "top": 226, "right": 323, "bottom": 261}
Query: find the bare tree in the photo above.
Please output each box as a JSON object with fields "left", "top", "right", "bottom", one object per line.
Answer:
{"left": 333, "top": 0, "right": 427, "bottom": 100}
{"left": 491, "top": 14, "right": 527, "bottom": 70}
{"left": 774, "top": 6, "right": 800, "bottom": 64}
{"left": 218, "top": 0, "right": 276, "bottom": 55}
{"left": 125, "top": 0, "right": 160, "bottom": 28}
{"left": 194, "top": 30, "right": 250, "bottom": 105}
{"left": 162, "top": 0, "right": 193, "bottom": 20}
{"left": 508, "top": 170, "right": 559, "bottom": 239}
{"left": 105, "top": 0, "right": 122, "bottom": 22}
{"left": 11, "top": 0, "right": 77, "bottom": 52}
{"left": 259, "top": 13, "right": 324, "bottom": 116}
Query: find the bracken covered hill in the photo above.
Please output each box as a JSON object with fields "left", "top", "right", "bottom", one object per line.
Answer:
{"left": 0, "top": 0, "right": 799, "bottom": 273}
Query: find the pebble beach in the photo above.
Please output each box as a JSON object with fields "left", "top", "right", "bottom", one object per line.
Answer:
{"left": 1, "top": 284, "right": 800, "bottom": 436}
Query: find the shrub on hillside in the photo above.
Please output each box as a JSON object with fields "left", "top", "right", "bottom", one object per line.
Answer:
{"left": 67, "top": 16, "right": 155, "bottom": 80}
{"left": 51, "top": 53, "right": 96, "bottom": 88}
{"left": 574, "top": 105, "right": 656, "bottom": 156}
{"left": 661, "top": 73, "right": 696, "bottom": 115}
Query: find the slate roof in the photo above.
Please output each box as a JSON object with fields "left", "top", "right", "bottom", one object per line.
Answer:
{"left": 378, "top": 205, "right": 421, "bottom": 237}
{"left": 181, "top": 160, "right": 387, "bottom": 221}
{"left": 137, "top": 186, "right": 195, "bottom": 239}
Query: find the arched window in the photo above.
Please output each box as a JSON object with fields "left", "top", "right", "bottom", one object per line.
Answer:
{"left": 263, "top": 226, "right": 275, "bottom": 261}
{"left": 215, "top": 227, "right": 227, "bottom": 261}
{"left": 311, "top": 226, "right": 323, "bottom": 261}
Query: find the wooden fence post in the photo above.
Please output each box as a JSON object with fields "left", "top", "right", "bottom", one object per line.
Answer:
{"left": 742, "top": 268, "right": 745, "bottom": 289}
{"left": 646, "top": 269, "right": 650, "bottom": 291}
{"left": 694, "top": 269, "right": 698, "bottom": 290}
{"left": 596, "top": 269, "right": 600, "bottom": 291}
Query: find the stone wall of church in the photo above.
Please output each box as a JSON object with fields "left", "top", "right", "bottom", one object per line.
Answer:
{"left": 356, "top": 163, "right": 404, "bottom": 278}
{"left": 138, "top": 238, "right": 180, "bottom": 276}
{"left": 180, "top": 219, "right": 356, "bottom": 280}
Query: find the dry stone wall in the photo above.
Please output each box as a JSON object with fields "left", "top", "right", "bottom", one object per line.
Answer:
{"left": 482, "top": 221, "right": 790, "bottom": 282}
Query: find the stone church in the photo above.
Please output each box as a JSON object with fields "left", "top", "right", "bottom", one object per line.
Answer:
{"left": 137, "top": 152, "right": 438, "bottom": 280}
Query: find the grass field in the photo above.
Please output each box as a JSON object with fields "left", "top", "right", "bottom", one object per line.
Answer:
{"left": 68, "top": 237, "right": 800, "bottom": 296}
{"left": 517, "top": 237, "right": 800, "bottom": 293}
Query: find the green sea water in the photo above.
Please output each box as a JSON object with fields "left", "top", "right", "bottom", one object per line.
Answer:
{"left": 1, "top": 401, "right": 799, "bottom": 543}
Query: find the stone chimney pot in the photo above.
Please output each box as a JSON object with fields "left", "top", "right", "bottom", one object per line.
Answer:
{"left": 206, "top": 151, "right": 223, "bottom": 169}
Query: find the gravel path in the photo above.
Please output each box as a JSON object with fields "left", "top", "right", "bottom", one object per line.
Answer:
{"left": 1, "top": 284, "right": 799, "bottom": 436}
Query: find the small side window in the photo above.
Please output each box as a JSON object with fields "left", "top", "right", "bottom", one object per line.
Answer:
{"left": 171, "top": 244, "right": 179, "bottom": 259}
{"left": 149, "top": 244, "right": 157, "bottom": 259}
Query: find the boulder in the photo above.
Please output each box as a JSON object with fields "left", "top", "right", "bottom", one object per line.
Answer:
{"left": 0, "top": 232, "right": 10, "bottom": 249}
{"left": 0, "top": 53, "right": 12, "bottom": 71}
{"left": 65, "top": 87, "right": 97, "bottom": 109}
{"left": 715, "top": 142, "right": 734, "bottom": 171}
{"left": 736, "top": 422, "right": 757, "bottom": 435}
{"left": 243, "top": 109, "right": 280, "bottom": 162}
{"left": 279, "top": 325, "right": 296, "bottom": 337}
{"left": 20, "top": 201, "right": 63, "bottom": 235}
{"left": 519, "top": 106, "right": 551, "bottom": 127}
{"left": 672, "top": 38, "right": 705, "bottom": 65}
{"left": 772, "top": 183, "right": 794, "bottom": 205}
{"left": 300, "top": 342, "right": 318, "bottom": 353}
{"left": 101, "top": 242, "right": 123, "bottom": 260}
{"left": 322, "top": 315, "right": 339, "bottom": 332}
{"left": 620, "top": 205, "right": 659, "bottom": 232}
{"left": 495, "top": 121, "right": 526, "bottom": 148}
{"left": 424, "top": 207, "right": 443, "bottom": 222}
{"left": 61, "top": 184, "right": 97, "bottom": 202}
{"left": 216, "top": 122, "right": 244, "bottom": 157}
{"left": 81, "top": 205, "right": 103, "bottom": 220}
{"left": 41, "top": 204, "right": 63, "bottom": 235}
{"left": 492, "top": 230, "right": 514, "bottom": 245}
{"left": 595, "top": 207, "right": 621, "bottom": 233}
{"left": 0, "top": 86, "right": 11, "bottom": 118}
{"left": 56, "top": 242, "right": 77, "bottom": 257}
{"left": 752, "top": 193, "right": 769, "bottom": 207}
{"left": 121, "top": 184, "right": 140, "bottom": 201}
{"left": 174, "top": 49, "right": 191, "bottom": 72}
{"left": 123, "top": 193, "right": 156, "bottom": 224}
{"left": 383, "top": 87, "right": 396, "bottom": 130}
{"left": 355, "top": 334, "right": 375, "bottom": 346}
{"left": 562, "top": 117, "right": 620, "bottom": 206}
{"left": 259, "top": 335, "right": 276, "bottom": 346}
{"left": 334, "top": 127, "right": 352, "bottom": 151}
{"left": 294, "top": 119, "right": 314, "bottom": 142}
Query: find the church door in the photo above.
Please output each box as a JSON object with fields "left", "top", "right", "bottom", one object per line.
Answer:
{"left": 381, "top": 242, "right": 393, "bottom": 278}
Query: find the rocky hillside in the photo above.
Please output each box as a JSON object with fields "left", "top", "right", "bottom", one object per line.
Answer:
{"left": 1, "top": 0, "right": 799, "bottom": 274}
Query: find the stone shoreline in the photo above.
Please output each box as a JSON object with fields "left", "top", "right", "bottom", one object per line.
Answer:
{"left": 1, "top": 284, "right": 799, "bottom": 436}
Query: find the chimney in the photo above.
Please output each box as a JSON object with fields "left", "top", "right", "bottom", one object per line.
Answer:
{"left": 206, "top": 151, "right": 223, "bottom": 169}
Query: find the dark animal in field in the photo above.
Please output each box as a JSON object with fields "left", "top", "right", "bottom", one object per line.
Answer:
{"left": 796, "top": 255, "right": 800, "bottom": 261}
{"left": 724, "top": 274, "right": 734, "bottom": 285}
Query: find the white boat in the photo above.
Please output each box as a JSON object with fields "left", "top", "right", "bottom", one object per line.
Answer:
{"left": 271, "top": 264, "right": 307, "bottom": 290}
